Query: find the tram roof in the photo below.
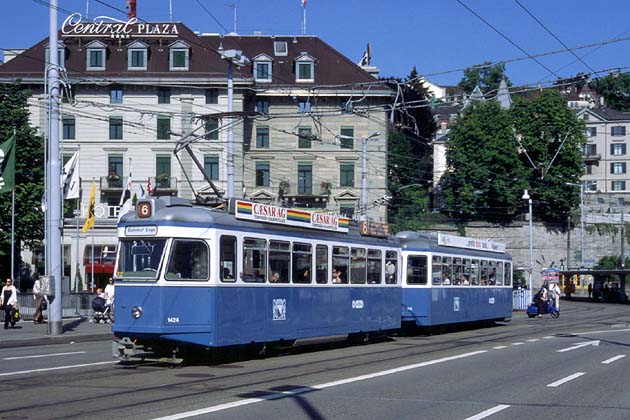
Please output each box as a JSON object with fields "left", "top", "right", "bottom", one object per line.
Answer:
{"left": 396, "top": 231, "right": 512, "bottom": 260}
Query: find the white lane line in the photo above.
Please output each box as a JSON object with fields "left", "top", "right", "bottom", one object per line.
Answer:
{"left": 547, "top": 372, "right": 585, "bottom": 387}
{"left": 571, "top": 328, "right": 630, "bottom": 335}
{"left": 602, "top": 355, "right": 626, "bottom": 364}
{"left": 510, "top": 342, "right": 524, "bottom": 346}
{"left": 150, "top": 350, "right": 488, "bottom": 420}
{"left": 464, "top": 404, "right": 511, "bottom": 420}
{"left": 0, "top": 361, "right": 116, "bottom": 377}
{"left": 3, "top": 351, "right": 86, "bottom": 360}
{"left": 526, "top": 339, "right": 540, "bottom": 342}
{"left": 542, "top": 336, "right": 554, "bottom": 339}
{"left": 492, "top": 346, "right": 508, "bottom": 350}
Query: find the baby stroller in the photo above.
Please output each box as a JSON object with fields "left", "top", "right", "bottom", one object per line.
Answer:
{"left": 90, "top": 296, "right": 113, "bottom": 323}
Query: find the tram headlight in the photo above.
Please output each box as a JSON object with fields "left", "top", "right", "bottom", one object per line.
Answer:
{"left": 131, "top": 306, "right": 143, "bottom": 319}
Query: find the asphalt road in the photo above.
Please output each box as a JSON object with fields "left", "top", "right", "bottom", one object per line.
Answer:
{"left": 1, "top": 300, "right": 629, "bottom": 420}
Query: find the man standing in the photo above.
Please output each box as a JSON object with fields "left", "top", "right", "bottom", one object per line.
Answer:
{"left": 104, "top": 277, "right": 115, "bottom": 306}
{"left": 32, "top": 277, "right": 44, "bottom": 323}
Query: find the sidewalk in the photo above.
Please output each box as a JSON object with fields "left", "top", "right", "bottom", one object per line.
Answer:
{"left": 0, "top": 317, "right": 114, "bottom": 349}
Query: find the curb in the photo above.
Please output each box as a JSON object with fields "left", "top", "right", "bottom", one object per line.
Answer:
{"left": 0, "top": 333, "right": 114, "bottom": 349}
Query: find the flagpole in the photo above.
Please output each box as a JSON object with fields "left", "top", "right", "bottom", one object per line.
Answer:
{"left": 302, "top": 4, "right": 306, "bottom": 35}
{"left": 11, "top": 189, "right": 15, "bottom": 281}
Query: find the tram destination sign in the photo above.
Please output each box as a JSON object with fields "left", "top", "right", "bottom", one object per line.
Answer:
{"left": 235, "top": 200, "right": 349, "bottom": 233}
{"left": 438, "top": 233, "right": 505, "bottom": 253}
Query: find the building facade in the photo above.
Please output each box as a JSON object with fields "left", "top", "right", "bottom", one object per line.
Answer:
{"left": 0, "top": 15, "right": 391, "bottom": 289}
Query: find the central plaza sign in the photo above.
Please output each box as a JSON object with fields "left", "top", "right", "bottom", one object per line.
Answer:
{"left": 61, "top": 13, "right": 179, "bottom": 39}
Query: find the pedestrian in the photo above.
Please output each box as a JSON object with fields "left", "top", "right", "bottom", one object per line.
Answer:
{"left": 587, "top": 283, "right": 593, "bottom": 299}
{"left": 549, "top": 282, "right": 561, "bottom": 310}
{"left": 104, "top": 277, "right": 115, "bottom": 307}
{"left": 535, "top": 285, "right": 548, "bottom": 318}
{"left": 33, "top": 277, "right": 44, "bottom": 323}
{"left": 0, "top": 279, "right": 18, "bottom": 329}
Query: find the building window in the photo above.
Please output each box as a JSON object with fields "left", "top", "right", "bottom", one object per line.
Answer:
{"left": 157, "top": 116, "right": 171, "bottom": 140}
{"left": 45, "top": 43, "right": 65, "bottom": 67}
{"left": 128, "top": 42, "right": 148, "bottom": 70}
{"left": 109, "top": 117, "right": 123, "bottom": 140}
{"left": 298, "top": 100, "right": 311, "bottom": 113}
{"left": 205, "top": 89, "right": 218, "bottom": 104}
{"left": 298, "top": 162, "right": 312, "bottom": 194}
{"left": 340, "top": 163, "right": 354, "bottom": 187}
{"left": 156, "top": 156, "right": 171, "bottom": 187}
{"left": 583, "top": 144, "right": 596, "bottom": 155}
{"left": 296, "top": 59, "right": 314, "bottom": 82}
{"left": 586, "top": 127, "right": 596, "bottom": 137}
{"left": 612, "top": 180, "right": 626, "bottom": 191}
{"left": 62, "top": 116, "right": 75, "bottom": 140}
{"left": 585, "top": 163, "right": 593, "bottom": 175}
{"left": 86, "top": 41, "right": 105, "bottom": 70}
{"left": 611, "top": 162, "right": 626, "bottom": 174}
{"left": 256, "top": 98, "right": 269, "bottom": 114}
{"left": 611, "top": 143, "right": 626, "bottom": 156}
{"left": 203, "top": 155, "right": 219, "bottom": 181}
{"left": 254, "top": 61, "right": 272, "bottom": 82}
{"left": 298, "top": 127, "right": 312, "bottom": 149}
{"left": 274, "top": 41, "right": 288, "bottom": 56}
{"left": 108, "top": 155, "right": 123, "bottom": 187}
{"left": 585, "top": 181, "right": 597, "bottom": 191}
{"left": 205, "top": 119, "right": 219, "bottom": 140}
{"left": 611, "top": 126, "right": 626, "bottom": 136}
{"left": 340, "top": 204, "right": 355, "bottom": 219}
{"left": 340, "top": 127, "right": 354, "bottom": 149}
{"left": 256, "top": 126, "right": 270, "bottom": 148}
{"left": 169, "top": 43, "right": 189, "bottom": 70}
{"left": 158, "top": 87, "right": 170, "bottom": 104}
{"left": 110, "top": 88, "right": 123, "bottom": 104}
{"left": 256, "top": 162, "right": 270, "bottom": 187}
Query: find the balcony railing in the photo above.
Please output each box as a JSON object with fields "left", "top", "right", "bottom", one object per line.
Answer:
{"left": 150, "top": 176, "right": 178, "bottom": 192}
{"left": 583, "top": 153, "right": 601, "bottom": 162}
{"left": 100, "top": 175, "right": 123, "bottom": 190}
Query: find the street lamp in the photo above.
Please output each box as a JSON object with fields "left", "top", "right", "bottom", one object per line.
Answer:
{"left": 361, "top": 132, "right": 380, "bottom": 221}
{"left": 219, "top": 48, "right": 249, "bottom": 199}
{"left": 566, "top": 182, "right": 584, "bottom": 267}
{"left": 522, "top": 189, "right": 533, "bottom": 292}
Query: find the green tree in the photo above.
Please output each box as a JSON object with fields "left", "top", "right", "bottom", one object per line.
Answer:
{"left": 440, "top": 100, "right": 528, "bottom": 222}
{"left": 590, "top": 72, "right": 630, "bottom": 111}
{"left": 458, "top": 62, "right": 512, "bottom": 95}
{"left": 0, "top": 81, "right": 45, "bottom": 279}
{"left": 510, "top": 90, "right": 585, "bottom": 221}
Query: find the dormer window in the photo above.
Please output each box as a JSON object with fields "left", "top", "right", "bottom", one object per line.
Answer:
{"left": 45, "top": 41, "right": 65, "bottom": 68}
{"left": 86, "top": 40, "right": 106, "bottom": 71}
{"left": 274, "top": 41, "right": 288, "bottom": 56}
{"left": 295, "top": 52, "right": 315, "bottom": 83}
{"left": 169, "top": 40, "right": 190, "bottom": 71}
{"left": 127, "top": 41, "right": 148, "bottom": 71}
{"left": 253, "top": 54, "right": 273, "bottom": 83}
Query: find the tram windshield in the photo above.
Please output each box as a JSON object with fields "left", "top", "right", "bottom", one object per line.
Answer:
{"left": 116, "top": 239, "right": 167, "bottom": 280}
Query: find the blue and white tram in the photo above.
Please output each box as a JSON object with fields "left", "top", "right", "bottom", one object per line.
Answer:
{"left": 398, "top": 231, "right": 513, "bottom": 327}
{"left": 113, "top": 197, "right": 401, "bottom": 356}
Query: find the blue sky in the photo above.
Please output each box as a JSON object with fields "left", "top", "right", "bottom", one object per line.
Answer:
{"left": 3, "top": 0, "right": 630, "bottom": 88}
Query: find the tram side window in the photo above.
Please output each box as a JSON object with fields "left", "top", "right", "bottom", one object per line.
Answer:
{"left": 332, "top": 246, "right": 349, "bottom": 284}
{"left": 385, "top": 251, "right": 398, "bottom": 284}
{"left": 350, "top": 248, "right": 367, "bottom": 284}
{"left": 495, "top": 261, "right": 504, "bottom": 286}
{"left": 316, "top": 245, "right": 328, "bottom": 284}
{"left": 505, "top": 262, "right": 512, "bottom": 286}
{"left": 442, "top": 256, "right": 452, "bottom": 285}
{"left": 432, "top": 256, "right": 442, "bottom": 285}
{"left": 165, "top": 240, "right": 209, "bottom": 281}
{"left": 367, "top": 249, "right": 382, "bottom": 284}
{"left": 453, "top": 258, "right": 463, "bottom": 285}
{"left": 242, "top": 238, "right": 267, "bottom": 282}
{"left": 463, "top": 258, "right": 472, "bottom": 285}
{"left": 292, "top": 242, "right": 312, "bottom": 284}
{"left": 471, "top": 259, "right": 479, "bottom": 285}
{"left": 268, "top": 240, "right": 290, "bottom": 283}
{"left": 220, "top": 235, "right": 237, "bottom": 282}
{"left": 489, "top": 261, "right": 501, "bottom": 286}
{"left": 407, "top": 255, "right": 427, "bottom": 285}
{"left": 480, "top": 260, "right": 489, "bottom": 285}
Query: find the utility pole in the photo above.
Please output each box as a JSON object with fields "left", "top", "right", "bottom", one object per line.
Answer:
{"left": 622, "top": 212, "right": 625, "bottom": 268}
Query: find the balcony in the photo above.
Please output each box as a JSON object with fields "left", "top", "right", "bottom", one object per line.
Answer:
{"left": 150, "top": 176, "right": 178, "bottom": 195}
{"left": 100, "top": 175, "right": 123, "bottom": 191}
{"left": 583, "top": 153, "right": 601, "bottom": 162}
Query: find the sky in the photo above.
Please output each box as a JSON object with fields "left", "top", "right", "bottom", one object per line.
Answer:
{"left": 2, "top": 0, "right": 630, "bottom": 89}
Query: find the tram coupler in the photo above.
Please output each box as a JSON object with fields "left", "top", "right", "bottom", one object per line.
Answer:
{"left": 113, "top": 337, "right": 146, "bottom": 362}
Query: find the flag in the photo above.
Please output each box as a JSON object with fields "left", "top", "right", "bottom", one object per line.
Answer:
{"left": 82, "top": 181, "right": 96, "bottom": 233}
{"left": 119, "top": 173, "right": 132, "bottom": 206}
{"left": 147, "top": 177, "right": 153, "bottom": 195}
{"left": 0, "top": 134, "right": 16, "bottom": 194}
{"left": 138, "top": 184, "right": 145, "bottom": 198}
{"left": 62, "top": 151, "right": 80, "bottom": 199}
{"left": 117, "top": 197, "right": 133, "bottom": 222}
{"left": 301, "top": 0, "right": 307, "bottom": 6}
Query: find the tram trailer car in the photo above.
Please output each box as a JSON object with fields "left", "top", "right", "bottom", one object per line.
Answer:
{"left": 113, "top": 197, "right": 401, "bottom": 358}
{"left": 398, "top": 231, "right": 513, "bottom": 327}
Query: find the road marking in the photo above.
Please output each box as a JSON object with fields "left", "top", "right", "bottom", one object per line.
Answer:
{"left": 510, "top": 342, "right": 524, "bottom": 346}
{"left": 464, "top": 404, "right": 511, "bottom": 420}
{"left": 526, "top": 339, "right": 540, "bottom": 342}
{"left": 0, "top": 361, "right": 116, "bottom": 377}
{"left": 571, "top": 328, "right": 630, "bottom": 336}
{"left": 602, "top": 355, "right": 626, "bottom": 364}
{"left": 150, "top": 350, "right": 488, "bottom": 420}
{"left": 3, "top": 351, "right": 86, "bottom": 360}
{"left": 547, "top": 372, "right": 585, "bottom": 387}
{"left": 556, "top": 340, "right": 600, "bottom": 353}
{"left": 492, "top": 346, "right": 508, "bottom": 350}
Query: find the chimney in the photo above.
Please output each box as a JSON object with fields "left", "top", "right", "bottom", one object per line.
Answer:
{"left": 126, "top": 0, "right": 137, "bottom": 19}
